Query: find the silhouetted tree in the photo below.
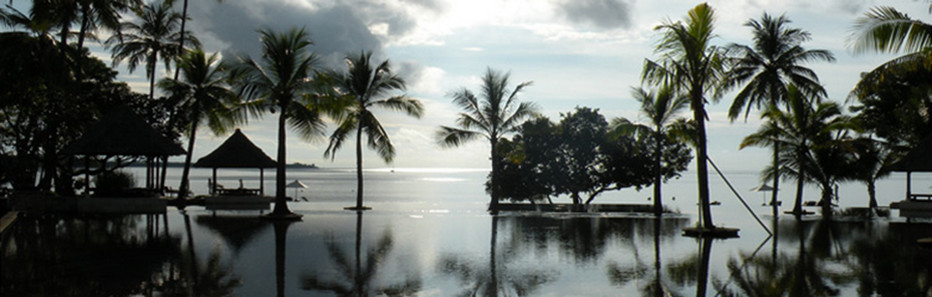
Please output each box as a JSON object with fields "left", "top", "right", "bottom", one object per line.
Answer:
{"left": 158, "top": 48, "right": 239, "bottom": 199}
{"left": 437, "top": 68, "right": 539, "bottom": 212}
{"left": 325, "top": 51, "right": 423, "bottom": 210}
{"left": 643, "top": 3, "right": 728, "bottom": 230}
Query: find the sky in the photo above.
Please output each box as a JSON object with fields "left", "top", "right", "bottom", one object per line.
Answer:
{"left": 35, "top": 0, "right": 932, "bottom": 171}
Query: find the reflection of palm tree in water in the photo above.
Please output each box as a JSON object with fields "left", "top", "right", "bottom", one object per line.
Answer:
{"left": 157, "top": 211, "right": 242, "bottom": 296}
{"left": 716, "top": 219, "right": 846, "bottom": 297}
{"left": 607, "top": 218, "right": 691, "bottom": 297}
{"left": 439, "top": 216, "right": 553, "bottom": 296}
{"left": 301, "top": 211, "right": 421, "bottom": 296}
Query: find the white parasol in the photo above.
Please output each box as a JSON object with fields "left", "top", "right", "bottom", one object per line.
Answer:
{"left": 285, "top": 180, "right": 307, "bottom": 200}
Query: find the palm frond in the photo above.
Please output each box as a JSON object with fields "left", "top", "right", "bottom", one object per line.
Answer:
{"left": 437, "top": 126, "right": 482, "bottom": 148}
{"left": 852, "top": 6, "right": 932, "bottom": 54}
{"left": 371, "top": 95, "right": 424, "bottom": 118}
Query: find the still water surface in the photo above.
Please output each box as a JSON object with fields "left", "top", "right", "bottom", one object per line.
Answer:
{"left": 2, "top": 168, "right": 932, "bottom": 296}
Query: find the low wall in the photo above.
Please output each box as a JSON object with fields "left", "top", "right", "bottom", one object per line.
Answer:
{"left": 495, "top": 203, "right": 655, "bottom": 213}
{"left": 205, "top": 196, "right": 271, "bottom": 211}
{"left": 11, "top": 193, "right": 166, "bottom": 214}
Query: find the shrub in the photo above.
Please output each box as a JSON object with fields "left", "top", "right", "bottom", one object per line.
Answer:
{"left": 95, "top": 170, "right": 136, "bottom": 197}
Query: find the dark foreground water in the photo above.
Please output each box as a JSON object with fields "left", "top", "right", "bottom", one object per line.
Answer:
{"left": 2, "top": 169, "right": 932, "bottom": 296}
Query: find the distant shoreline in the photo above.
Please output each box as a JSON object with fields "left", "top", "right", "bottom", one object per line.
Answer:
{"left": 126, "top": 162, "right": 319, "bottom": 169}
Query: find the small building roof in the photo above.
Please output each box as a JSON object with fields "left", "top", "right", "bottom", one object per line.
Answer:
{"left": 888, "top": 135, "right": 932, "bottom": 172}
{"left": 194, "top": 129, "right": 276, "bottom": 168}
{"left": 64, "top": 106, "right": 185, "bottom": 156}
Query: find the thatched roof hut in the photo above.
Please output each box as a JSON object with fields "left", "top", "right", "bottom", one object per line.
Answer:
{"left": 64, "top": 106, "right": 184, "bottom": 192}
{"left": 888, "top": 135, "right": 932, "bottom": 201}
{"left": 65, "top": 106, "right": 184, "bottom": 156}
{"left": 194, "top": 129, "right": 275, "bottom": 196}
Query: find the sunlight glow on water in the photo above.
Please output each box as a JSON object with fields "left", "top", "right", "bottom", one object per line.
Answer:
{"left": 3, "top": 167, "right": 932, "bottom": 296}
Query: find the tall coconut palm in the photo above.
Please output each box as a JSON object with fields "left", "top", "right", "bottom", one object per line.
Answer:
{"left": 726, "top": 13, "right": 835, "bottom": 218}
{"left": 235, "top": 27, "right": 328, "bottom": 219}
{"left": 107, "top": 1, "right": 197, "bottom": 100}
{"left": 643, "top": 3, "right": 728, "bottom": 230}
{"left": 159, "top": 48, "right": 239, "bottom": 200}
{"left": 324, "top": 51, "right": 424, "bottom": 211}
{"left": 612, "top": 86, "right": 689, "bottom": 215}
{"left": 437, "top": 68, "right": 539, "bottom": 212}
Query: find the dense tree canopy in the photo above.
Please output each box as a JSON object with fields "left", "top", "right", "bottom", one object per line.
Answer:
{"left": 493, "top": 107, "right": 690, "bottom": 205}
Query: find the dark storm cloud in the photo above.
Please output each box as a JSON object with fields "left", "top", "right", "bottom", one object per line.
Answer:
{"left": 557, "top": 0, "right": 633, "bottom": 30}
{"left": 186, "top": 0, "right": 421, "bottom": 68}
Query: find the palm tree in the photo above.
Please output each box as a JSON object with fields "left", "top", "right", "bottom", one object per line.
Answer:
{"left": 325, "top": 51, "right": 424, "bottom": 211}
{"left": 165, "top": 0, "right": 224, "bottom": 81}
{"left": 851, "top": 4, "right": 932, "bottom": 89}
{"left": 437, "top": 68, "right": 539, "bottom": 212}
{"left": 107, "top": 1, "right": 197, "bottom": 100}
{"left": 235, "top": 27, "right": 328, "bottom": 219}
{"left": 725, "top": 13, "right": 835, "bottom": 217}
{"left": 23, "top": 0, "right": 140, "bottom": 49}
{"left": 612, "top": 86, "right": 689, "bottom": 215}
{"left": 158, "top": 48, "right": 239, "bottom": 200}
{"left": 643, "top": 3, "right": 727, "bottom": 231}
{"left": 74, "top": 0, "right": 142, "bottom": 49}
{"left": 742, "top": 85, "right": 847, "bottom": 217}
{"left": 848, "top": 136, "right": 896, "bottom": 216}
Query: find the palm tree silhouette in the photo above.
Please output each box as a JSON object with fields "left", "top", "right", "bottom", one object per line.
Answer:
{"left": 643, "top": 3, "right": 728, "bottom": 231}
{"left": 741, "top": 85, "right": 848, "bottom": 218}
{"left": 725, "top": 13, "right": 835, "bottom": 218}
{"left": 613, "top": 86, "right": 690, "bottom": 215}
{"left": 107, "top": 1, "right": 198, "bottom": 100}
{"left": 437, "top": 68, "right": 539, "bottom": 212}
{"left": 73, "top": 0, "right": 141, "bottom": 49}
{"left": 325, "top": 51, "right": 424, "bottom": 211}
{"left": 158, "top": 48, "right": 239, "bottom": 199}
{"left": 235, "top": 27, "right": 332, "bottom": 219}
{"left": 438, "top": 216, "right": 552, "bottom": 296}
{"left": 301, "top": 212, "right": 422, "bottom": 296}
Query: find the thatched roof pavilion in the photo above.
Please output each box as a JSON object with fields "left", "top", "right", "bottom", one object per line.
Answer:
{"left": 888, "top": 135, "right": 932, "bottom": 201}
{"left": 194, "top": 129, "right": 275, "bottom": 196}
{"left": 64, "top": 106, "right": 184, "bottom": 192}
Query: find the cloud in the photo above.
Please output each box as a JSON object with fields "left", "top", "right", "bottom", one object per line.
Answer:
{"left": 556, "top": 0, "right": 633, "bottom": 30}
{"left": 187, "top": 0, "right": 423, "bottom": 68}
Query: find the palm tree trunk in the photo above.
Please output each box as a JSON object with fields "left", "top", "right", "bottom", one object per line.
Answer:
{"left": 355, "top": 123, "right": 364, "bottom": 209}
{"left": 488, "top": 138, "right": 499, "bottom": 213}
{"left": 173, "top": 0, "right": 189, "bottom": 81}
{"left": 178, "top": 119, "right": 198, "bottom": 199}
{"left": 694, "top": 97, "right": 714, "bottom": 230}
{"left": 489, "top": 215, "right": 499, "bottom": 295}
{"left": 867, "top": 180, "right": 877, "bottom": 216}
{"left": 148, "top": 53, "right": 158, "bottom": 100}
{"left": 771, "top": 141, "right": 780, "bottom": 217}
{"left": 792, "top": 148, "right": 805, "bottom": 218}
{"left": 820, "top": 183, "right": 833, "bottom": 218}
{"left": 271, "top": 108, "right": 291, "bottom": 215}
{"left": 653, "top": 130, "right": 663, "bottom": 215}
{"left": 77, "top": 5, "right": 89, "bottom": 49}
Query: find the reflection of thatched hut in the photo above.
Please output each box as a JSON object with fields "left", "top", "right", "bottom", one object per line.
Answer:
{"left": 195, "top": 215, "right": 271, "bottom": 253}
{"left": 64, "top": 106, "right": 185, "bottom": 194}
{"left": 194, "top": 129, "right": 275, "bottom": 196}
